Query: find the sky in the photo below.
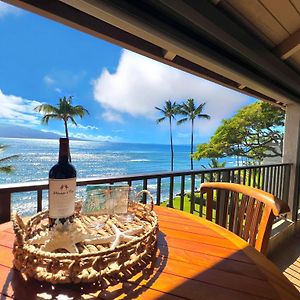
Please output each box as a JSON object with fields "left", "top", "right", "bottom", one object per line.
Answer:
{"left": 0, "top": 2, "right": 255, "bottom": 145}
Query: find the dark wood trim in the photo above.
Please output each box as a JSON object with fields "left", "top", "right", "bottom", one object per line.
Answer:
{"left": 0, "top": 193, "right": 11, "bottom": 223}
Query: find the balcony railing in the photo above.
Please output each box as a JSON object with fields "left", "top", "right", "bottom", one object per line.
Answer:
{"left": 0, "top": 163, "right": 292, "bottom": 223}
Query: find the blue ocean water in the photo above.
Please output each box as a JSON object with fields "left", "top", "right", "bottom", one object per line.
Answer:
{"left": 0, "top": 138, "right": 234, "bottom": 216}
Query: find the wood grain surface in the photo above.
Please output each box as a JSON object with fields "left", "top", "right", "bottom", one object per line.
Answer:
{"left": 0, "top": 206, "right": 299, "bottom": 299}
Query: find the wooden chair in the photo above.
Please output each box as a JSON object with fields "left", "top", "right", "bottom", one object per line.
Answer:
{"left": 200, "top": 182, "right": 290, "bottom": 254}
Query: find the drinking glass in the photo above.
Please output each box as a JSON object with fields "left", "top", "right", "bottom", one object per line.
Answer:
{"left": 82, "top": 187, "right": 115, "bottom": 230}
{"left": 115, "top": 186, "right": 137, "bottom": 223}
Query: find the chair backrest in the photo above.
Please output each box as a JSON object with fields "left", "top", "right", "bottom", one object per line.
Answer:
{"left": 200, "top": 182, "right": 289, "bottom": 254}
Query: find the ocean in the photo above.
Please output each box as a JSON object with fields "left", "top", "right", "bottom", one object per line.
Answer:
{"left": 0, "top": 138, "right": 233, "bottom": 216}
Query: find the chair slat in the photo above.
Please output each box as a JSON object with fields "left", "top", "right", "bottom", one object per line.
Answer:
{"left": 228, "top": 192, "right": 238, "bottom": 231}
{"left": 216, "top": 189, "right": 221, "bottom": 224}
{"left": 242, "top": 197, "right": 255, "bottom": 241}
{"left": 255, "top": 206, "right": 273, "bottom": 254}
{"left": 220, "top": 190, "right": 230, "bottom": 227}
{"left": 249, "top": 202, "right": 263, "bottom": 246}
{"left": 237, "top": 194, "right": 249, "bottom": 236}
{"left": 205, "top": 189, "right": 213, "bottom": 221}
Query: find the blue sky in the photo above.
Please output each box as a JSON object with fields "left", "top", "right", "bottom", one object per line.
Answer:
{"left": 0, "top": 2, "right": 255, "bottom": 145}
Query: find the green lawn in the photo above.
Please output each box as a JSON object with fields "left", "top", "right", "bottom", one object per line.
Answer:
{"left": 161, "top": 194, "right": 207, "bottom": 216}
{"left": 161, "top": 193, "right": 217, "bottom": 219}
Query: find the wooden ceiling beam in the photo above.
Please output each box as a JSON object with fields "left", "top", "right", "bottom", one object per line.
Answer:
{"left": 274, "top": 28, "right": 300, "bottom": 60}
{"left": 163, "top": 50, "right": 176, "bottom": 61}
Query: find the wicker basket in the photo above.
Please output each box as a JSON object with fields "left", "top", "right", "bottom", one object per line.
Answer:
{"left": 12, "top": 190, "right": 158, "bottom": 286}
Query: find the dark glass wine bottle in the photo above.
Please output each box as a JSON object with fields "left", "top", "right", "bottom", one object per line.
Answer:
{"left": 48, "top": 138, "right": 77, "bottom": 226}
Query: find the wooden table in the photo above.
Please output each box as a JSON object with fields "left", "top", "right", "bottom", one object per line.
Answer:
{"left": 0, "top": 206, "right": 299, "bottom": 300}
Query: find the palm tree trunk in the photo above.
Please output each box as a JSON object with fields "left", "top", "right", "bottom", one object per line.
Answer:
{"left": 191, "top": 119, "right": 194, "bottom": 170}
{"left": 64, "top": 119, "right": 69, "bottom": 139}
{"left": 169, "top": 117, "right": 174, "bottom": 171}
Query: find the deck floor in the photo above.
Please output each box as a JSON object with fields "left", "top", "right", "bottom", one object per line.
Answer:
{"left": 269, "top": 232, "right": 300, "bottom": 292}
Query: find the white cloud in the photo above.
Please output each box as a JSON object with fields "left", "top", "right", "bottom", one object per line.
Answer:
{"left": 55, "top": 87, "right": 62, "bottom": 93}
{"left": 43, "top": 75, "right": 55, "bottom": 85}
{"left": 101, "top": 111, "right": 123, "bottom": 123}
{"left": 0, "top": 89, "right": 42, "bottom": 126}
{"left": 93, "top": 50, "right": 254, "bottom": 136}
{"left": 40, "top": 129, "right": 116, "bottom": 142}
{"left": 78, "top": 124, "right": 98, "bottom": 130}
{"left": 70, "top": 132, "right": 118, "bottom": 142}
{"left": 69, "top": 123, "right": 99, "bottom": 130}
{"left": 0, "top": 2, "right": 22, "bottom": 18}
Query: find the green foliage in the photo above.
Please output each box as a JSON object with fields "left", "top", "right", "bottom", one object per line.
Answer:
{"left": 194, "top": 101, "right": 284, "bottom": 163}
{"left": 0, "top": 145, "right": 19, "bottom": 174}
{"left": 177, "top": 99, "right": 210, "bottom": 123}
{"left": 35, "top": 96, "right": 89, "bottom": 138}
{"left": 202, "top": 158, "right": 226, "bottom": 169}
{"left": 155, "top": 100, "right": 179, "bottom": 122}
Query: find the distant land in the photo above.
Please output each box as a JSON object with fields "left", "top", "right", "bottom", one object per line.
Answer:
{"left": 0, "top": 124, "right": 77, "bottom": 140}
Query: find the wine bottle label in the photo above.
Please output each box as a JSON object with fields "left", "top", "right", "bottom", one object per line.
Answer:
{"left": 49, "top": 178, "right": 76, "bottom": 218}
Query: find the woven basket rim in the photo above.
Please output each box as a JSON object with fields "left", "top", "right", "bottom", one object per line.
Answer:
{"left": 12, "top": 204, "right": 157, "bottom": 260}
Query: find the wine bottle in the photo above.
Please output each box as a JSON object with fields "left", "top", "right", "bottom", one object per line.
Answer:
{"left": 48, "top": 138, "right": 77, "bottom": 226}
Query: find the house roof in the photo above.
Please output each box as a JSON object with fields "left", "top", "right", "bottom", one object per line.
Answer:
{"left": 5, "top": 0, "right": 300, "bottom": 106}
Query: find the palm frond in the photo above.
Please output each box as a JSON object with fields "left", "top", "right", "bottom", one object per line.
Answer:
{"left": 177, "top": 117, "right": 188, "bottom": 125}
{"left": 68, "top": 116, "right": 78, "bottom": 126}
{"left": 41, "top": 114, "right": 61, "bottom": 125}
{"left": 187, "top": 98, "right": 196, "bottom": 111}
{"left": 155, "top": 100, "right": 178, "bottom": 119}
{"left": 155, "top": 107, "right": 165, "bottom": 114}
{"left": 195, "top": 102, "right": 206, "bottom": 112}
{"left": 197, "top": 113, "right": 211, "bottom": 120}
{"left": 72, "top": 105, "right": 89, "bottom": 117}
{"left": 177, "top": 103, "right": 189, "bottom": 115}
{"left": 34, "top": 104, "right": 59, "bottom": 114}
{"left": 156, "top": 117, "right": 166, "bottom": 124}
{"left": 36, "top": 96, "right": 89, "bottom": 131}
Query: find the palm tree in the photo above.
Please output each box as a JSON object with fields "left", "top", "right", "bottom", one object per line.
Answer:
{"left": 201, "top": 158, "right": 226, "bottom": 181}
{"left": 177, "top": 99, "right": 210, "bottom": 170}
{"left": 201, "top": 158, "right": 226, "bottom": 169}
{"left": 0, "top": 145, "right": 19, "bottom": 173}
{"left": 34, "top": 96, "right": 89, "bottom": 139}
{"left": 155, "top": 100, "right": 179, "bottom": 171}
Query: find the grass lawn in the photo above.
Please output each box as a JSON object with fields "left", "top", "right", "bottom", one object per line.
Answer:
{"left": 161, "top": 193, "right": 219, "bottom": 220}
{"left": 161, "top": 194, "right": 207, "bottom": 216}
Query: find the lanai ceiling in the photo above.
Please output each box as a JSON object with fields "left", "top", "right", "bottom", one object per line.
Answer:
{"left": 217, "top": 0, "right": 300, "bottom": 74}
{"left": 4, "top": 0, "right": 300, "bottom": 106}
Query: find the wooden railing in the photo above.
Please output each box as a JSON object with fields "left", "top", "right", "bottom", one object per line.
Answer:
{"left": 0, "top": 163, "right": 291, "bottom": 223}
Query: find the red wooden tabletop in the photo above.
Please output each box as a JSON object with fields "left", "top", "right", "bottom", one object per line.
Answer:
{"left": 0, "top": 206, "right": 299, "bottom": 300}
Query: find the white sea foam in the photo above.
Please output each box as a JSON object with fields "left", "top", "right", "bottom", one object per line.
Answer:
{"left": 129, "top": 159, "right": 150, "bottom": 162}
